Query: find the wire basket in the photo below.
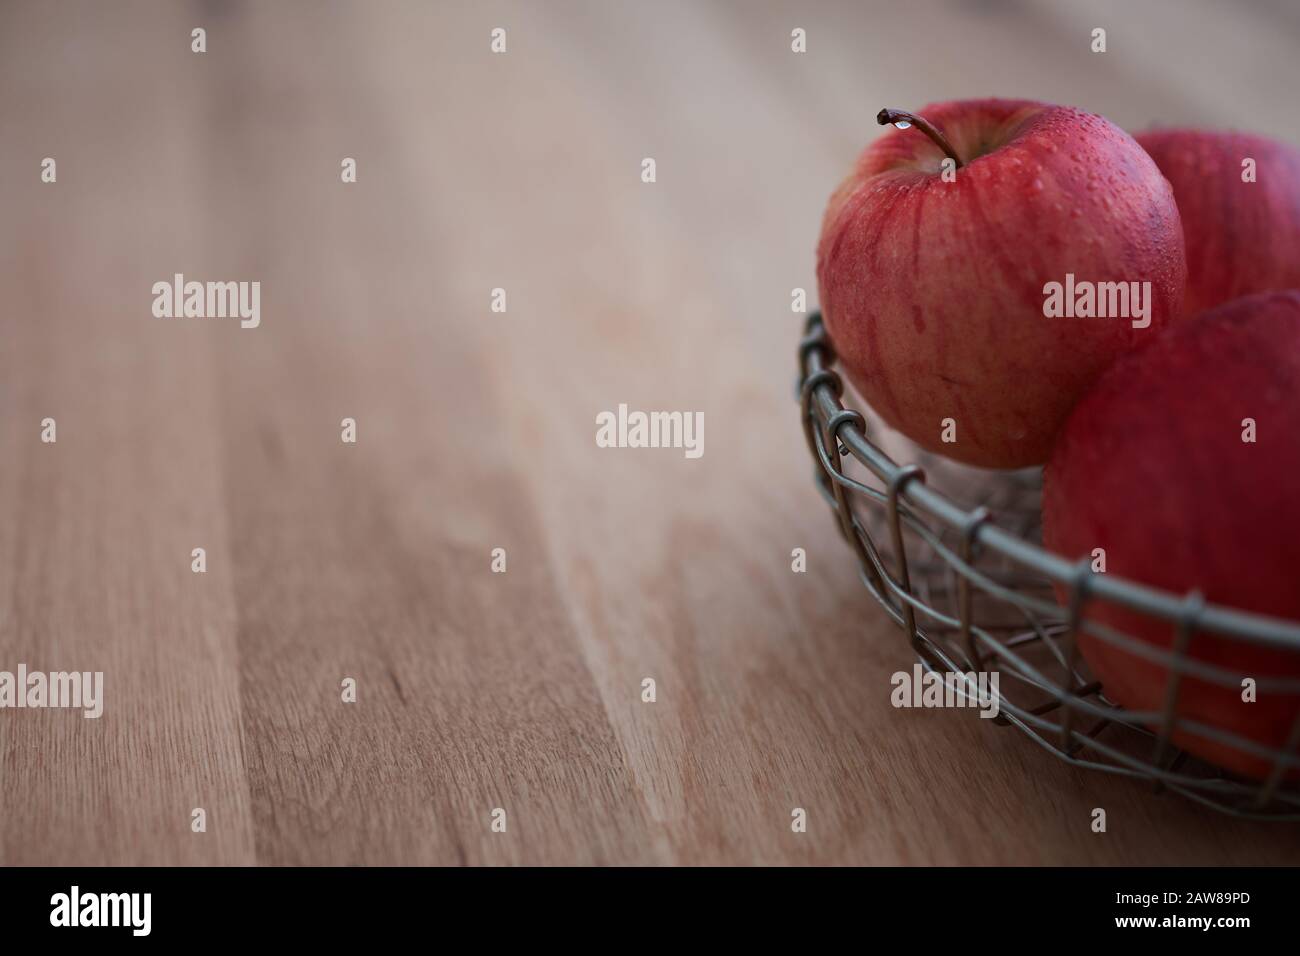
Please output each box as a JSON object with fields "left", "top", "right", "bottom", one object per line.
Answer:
{"left": 798, "top": 310, "right": 1300, "bottom": 819}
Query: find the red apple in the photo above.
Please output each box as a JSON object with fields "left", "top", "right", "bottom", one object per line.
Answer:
{"left": 817, "top": 98, "right": 1186, "bottom": 468}
{"left": 1042, "top": 290, "right": 1300, "bottom": 779}
{"left": 1136, "top": 129, "right": 1300, "bottom": 315}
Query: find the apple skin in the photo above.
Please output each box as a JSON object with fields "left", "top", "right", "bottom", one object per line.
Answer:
{"left": 1042, "top": 290, "right": 1300, "bottom": 780}
{"left": 817, "top": 98, "right": 1186, "bottom": 469}
{"left": 1136, "top": 129, "right": 1300, "bottom": 315}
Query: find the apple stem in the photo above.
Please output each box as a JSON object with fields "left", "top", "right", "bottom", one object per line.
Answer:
{"left": 877, "top": 108, "right": 964, "bottom": 169}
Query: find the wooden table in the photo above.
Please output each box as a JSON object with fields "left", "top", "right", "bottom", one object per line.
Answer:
{"left": 2, "top": 0, "right": 1298, "bottom": 865}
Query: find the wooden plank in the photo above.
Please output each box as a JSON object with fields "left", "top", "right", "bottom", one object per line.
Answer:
{"left": 0, "top": 1, "right": 255, "bottom": 865}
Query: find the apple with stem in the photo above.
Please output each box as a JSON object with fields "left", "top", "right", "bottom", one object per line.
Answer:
{"left": 817, "top": 98, "right": 1187, "bottom": 468}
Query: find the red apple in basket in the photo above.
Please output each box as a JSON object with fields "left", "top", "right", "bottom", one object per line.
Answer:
{"left": 1136, "top": 129, "right": 1300, "bottom": 315}
{"left": 816, "top": 98, "right": 1186, "bottom": 468}
{"left": 1042, "top": 290, "right": 1300, "bottom": 780}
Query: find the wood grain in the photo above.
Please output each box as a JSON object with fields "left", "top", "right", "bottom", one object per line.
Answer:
{"left": 1, "top": 0, "right": 1298, "bottom": 865}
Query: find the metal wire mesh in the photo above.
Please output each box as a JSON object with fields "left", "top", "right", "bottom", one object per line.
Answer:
{"left": 798, "top": 311, "right": 1300, "bottom": 819}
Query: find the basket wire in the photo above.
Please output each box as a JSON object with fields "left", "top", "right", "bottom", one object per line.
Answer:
{"left": 798, "top": 311, "right": 1300, "bottom": 819}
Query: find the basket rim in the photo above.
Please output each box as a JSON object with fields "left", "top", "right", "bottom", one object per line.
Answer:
{"left": 799, "top": 310, "right": 1300, "bottom": 652}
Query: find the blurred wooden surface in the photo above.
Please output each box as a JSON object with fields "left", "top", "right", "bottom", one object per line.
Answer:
{"left": 1, "top": 0, "right": 1299, "bottom": 865}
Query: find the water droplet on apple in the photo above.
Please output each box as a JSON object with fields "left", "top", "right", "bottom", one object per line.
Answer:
{"left": 892, "top": 120, "right": 912, "bottom": 129}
